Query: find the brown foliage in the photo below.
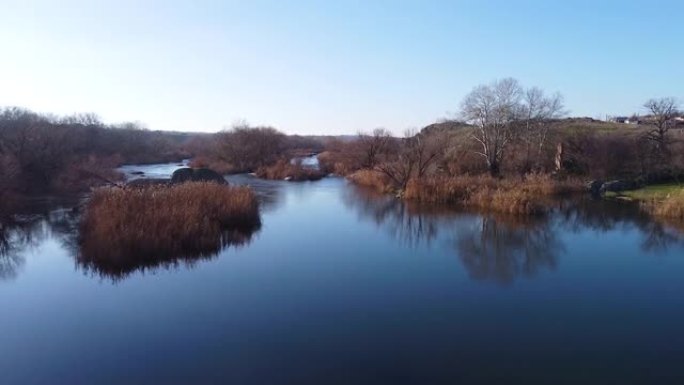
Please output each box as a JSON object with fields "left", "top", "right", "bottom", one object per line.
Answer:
{"left": 403, "top": 173, "right": 584, "bottom": 215}
{"left": 78, "top": 182, "right": 261, "bottom": 279}
{"left": 642, "top": 190, "right": 684, "bottom": 221}
{"left": 347, "top": 170, "right": 394, "bottom": 193}
{"left": 214, "top": 125, "right": 287, "bottom": 173}
{"left": 318, "top": 139, "right": 365, "bottom": 175}
{"left": 255, "top": 159, "right": 326, "bottom": 181}
{"left": 189, "top": 155, "right": 238, "bottom": 175}
{"left": 53, "top": 155, "right": 125, "bottom": 192}
{"left": 0, "top": 107, "right": 191, "bottom": 195}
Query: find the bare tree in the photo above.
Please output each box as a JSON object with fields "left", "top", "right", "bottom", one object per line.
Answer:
{"left": 643, "top": 97, "right": 680, "bottom": 158}
{"left": 358, "top": 128, "right": 392, "bottom": 169}
{"left": 375, "top": 130, "right": 445, "bottom": 190}
{"left": 520, "top": 87, "right": 566, "bottom": 171}
{"left": 216, "top": 124, "right": 287, "bottom": 172}
{"left": 461, "top": 78, "right": 522, "bottom": 176}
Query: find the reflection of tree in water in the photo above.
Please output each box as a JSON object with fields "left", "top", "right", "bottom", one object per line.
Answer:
{"left": 0, "top": 228, "right": 25, "bottom": 280}
{"left": 555, "top": 198, "right": 684, "bottom": 254}
{"left": 341, "top": 185, "right": 446, "bottom": 247}
{"left": 0, "top": 216, "right": 52, "bottom": 280}
{"left": 76, "top": 222, "right": 261, "bottom": 282}
{"left": 455, "top": 215, "right": 562, "bottom": 285}
{"left": 343, "top": 184, "right": 564, "bottom": 284}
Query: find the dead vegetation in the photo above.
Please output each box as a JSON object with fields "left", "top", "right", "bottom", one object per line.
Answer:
{"left": 78, "top": 182, "right": 261, "bottom": 279}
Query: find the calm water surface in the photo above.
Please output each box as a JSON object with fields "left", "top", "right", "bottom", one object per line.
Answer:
{"left": 2, "top": 164, "right": 684, "bottom": 384}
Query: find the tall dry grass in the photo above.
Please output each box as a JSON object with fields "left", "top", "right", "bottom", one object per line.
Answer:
{"left": 78, "top": 182, "right": 261, "bottom": 279}
{"left": 347, "top": 170, "right": 394, "bottom": 193}
{"left": 402, "top": 173, "right": 584, "bottom": 215}
{"left": 643, "top": 190, "right": 684, "bottom": 221}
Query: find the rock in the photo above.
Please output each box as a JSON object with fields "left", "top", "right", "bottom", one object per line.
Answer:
{"left": 586, "top": 180, "right": 604, "bottom": 196}
{"left": 600, "top": 180, "right": 635, "bottom": 193}
{"left": 170, "top": 168, "right": 226, "bottom": 185}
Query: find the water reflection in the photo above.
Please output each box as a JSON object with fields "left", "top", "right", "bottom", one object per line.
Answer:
{"left": 77, "top": 223, "right": 261, "bottom": 282}
{"left": 0, "top": 225, "right": 26, "bottom": 280}
{"left": 344, "top": 184, "right": 684, "bottom": 285}
{"left": 226, "top": 174, "right": 285, "bottom": 213}
{"left": 0, "top": 217, "right": 53, "bottom": 280}
{"left": 455, "top": 215, "right": 561, "bottom": 285}
{"left": 342, "top": 186, "right": 443, "bottom": 247}
{"left": 556, "top": 198, "right": 684, "bottom": 253}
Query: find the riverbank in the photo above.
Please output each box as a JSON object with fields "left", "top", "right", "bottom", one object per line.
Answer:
{"left": 605, "top": 183, "right": 684, "bottom": 220}
{"left": 348, "top": 170, "right": 585, "bottom": 215}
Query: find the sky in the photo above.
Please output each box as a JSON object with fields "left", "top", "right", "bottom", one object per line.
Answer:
{"left": 0, "top": 0, "right": 682, "bottom": 135}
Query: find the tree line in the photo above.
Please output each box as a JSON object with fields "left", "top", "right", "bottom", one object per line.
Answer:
{"left": 0, "top": 107, "right": 192, "bottom": 211}
{"left": 320, "top": 78, "right": 683, "bottom": 190}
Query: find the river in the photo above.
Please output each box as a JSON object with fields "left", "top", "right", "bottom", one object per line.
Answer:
{"left": 1, "top": 162, "right": 684, "bottom": 384}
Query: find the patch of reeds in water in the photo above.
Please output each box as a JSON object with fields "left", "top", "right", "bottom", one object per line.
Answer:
{"left": 379, "top": 173, "right": 584, "bottom": 215}
{"left": 78, "top": 182, "right": 261, "bottom": 280}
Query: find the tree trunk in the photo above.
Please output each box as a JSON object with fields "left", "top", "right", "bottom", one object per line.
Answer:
{"left": 554, "top": 142, "right": 563, "bottom": 172}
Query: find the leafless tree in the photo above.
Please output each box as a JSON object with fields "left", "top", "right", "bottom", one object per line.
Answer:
{"left": 461, "top": 78, "right": 523, "bottom": 176}
{"left": 520, "top": 87, "right": 566, "bottom": 171}
{"left": 358, "top": 128, "right": 392, "bottom": 169}
{"left": 375, "top": 129, "right": 445, "bottom": 190}
{"left": 643, "top": 97, "right": 680, "bottom": 158}
{"left": 216, "top": 124, "right": 287, "bottom": 172}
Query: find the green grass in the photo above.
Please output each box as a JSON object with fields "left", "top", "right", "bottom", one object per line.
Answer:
{"left": 606, "top": 183, "right": 684, "bottom": 201}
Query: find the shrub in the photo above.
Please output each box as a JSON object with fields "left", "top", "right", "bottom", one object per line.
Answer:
{"left": 318, "top": 150, "right": 361, "bottom": 175}
{"left": 78, "top": 182, "right": 261, "bottom": 279}
{"left": 255, "top": 159, "right": 326, "bottom": 181}
{"left": 189, "top": 156, "right": 238, "bottom": 175}
{"left": 53, "top": 155, "right": 124, "bottom": 193}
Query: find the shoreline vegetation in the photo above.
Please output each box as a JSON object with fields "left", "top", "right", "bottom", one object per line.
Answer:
{"left": 605, "top": 183, "right": 684, "bottom": 221}
{"left": 2, "top": 78, "right": 683, "bottom": 226}
{"left": 348, "top": 170, "right": 584, "bottom": 215}
{"left": 78, "top": 182, "right": 261, "bottom": 279}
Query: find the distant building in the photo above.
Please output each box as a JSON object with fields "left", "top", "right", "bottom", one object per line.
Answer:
{"left": 674, "top": 116, "right": 684, "bottom": 128}
{"left": 611, "top": 116, "right": 640, "bottom": 124}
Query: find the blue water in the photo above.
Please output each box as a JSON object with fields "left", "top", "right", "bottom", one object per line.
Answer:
{"left": 1, "top": 174, "right": 684, "bottom": 384}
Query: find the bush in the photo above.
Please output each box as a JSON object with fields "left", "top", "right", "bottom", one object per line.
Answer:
{"left": 188, "top": 155, "right": 238, "bottom": 175}
{"left": 78, "top": 182, "right": 261, "bottom": 279}
{"left": 255, "top": 159, "right": 326, "bottom": 181}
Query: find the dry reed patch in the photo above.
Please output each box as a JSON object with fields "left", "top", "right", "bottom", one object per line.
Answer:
{"left": 78, "top": 182, "right": 261, "bottom": 279}
{"left": 642, "top": 189, "right": 684, "bottom": 221}
{"left": 403, "top": 174, "right": 583, "bottom": 215}
{"left": 256, "top": 159, "right": 326, "bottom": 181}
{"left": 347, "top": 170, "right": 394, "bottom": 193}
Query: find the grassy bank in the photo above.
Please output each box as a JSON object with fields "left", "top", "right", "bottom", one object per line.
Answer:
{"left": 78, "top": 182, "right": 261, "bottom": 278}
{"left": 609, "top": 183, "right": 684, "bottom": 220}
{"left": 348, "top": 171, "right": 584, "bottom": 215}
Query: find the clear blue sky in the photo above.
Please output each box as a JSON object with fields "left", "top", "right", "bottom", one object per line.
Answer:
{"left": 1, "top": 0, "right": 682, "bottom": 134}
